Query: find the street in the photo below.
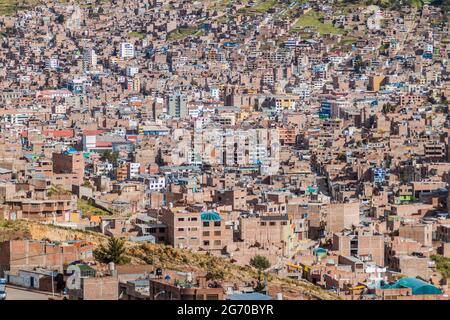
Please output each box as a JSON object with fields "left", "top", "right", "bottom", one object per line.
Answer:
{"left": 4, "top": 286, "right": 51, "bottom": 300}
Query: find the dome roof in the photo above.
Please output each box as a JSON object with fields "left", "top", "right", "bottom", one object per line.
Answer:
{"left": 382, "top": 277, "right": 442, "bottom": 295}
{"left": 200, "top": 211, "right": 222, "bottom": 221}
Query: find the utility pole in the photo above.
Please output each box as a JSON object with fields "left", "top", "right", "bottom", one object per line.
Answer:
{"left": 51, "top": 270, "right": 55, "bottom": 297}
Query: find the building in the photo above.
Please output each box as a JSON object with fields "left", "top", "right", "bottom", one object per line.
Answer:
{"left": 122, "top": 271, "right": 224, "bottom": 300}
{"left": 161, "top": 206, "right": 202, "bottom": 250}
{"left": 325, "top": 202, "right": 360, "bottom": 234}
{"left": 119, "top": 42, "right": 135, "bottom": 59}
{"left": 332, "top": 230, "right": 385, "bottom": 266}
{"left": 398, "top": 223, "right": 433, "bottom": 247}
{"left": 0, "top": 240, "right": 93, "bottom": 277}
{"left": 83, "top": 49, "right": 97, "bottom": 71}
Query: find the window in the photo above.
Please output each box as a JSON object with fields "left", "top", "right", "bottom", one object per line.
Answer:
{"left": 190, "top": 217, "right": 198, "bottom": 221}
{"left": 203, "top": 221, "right": 210, "bottom": 227}
{"left": 260, "top": 222, "right": 266, "bottom": 226}
{"left": 203, "top": 240, "right": 210, "bottom": 246}
{"left": 269, "top": 222, "right": 276, "bottom": 226}
{"left": 214, "top": 240, "right": 221, "bottom": 246}
{"left": 202, "top": 231, "right": 210, "bottom": 237}
{"left": 281, "top": 222, "right": 287, "bottom": 226}
{"left": 177, "top": 228, "right": 184, "bottom": 232}
{"left": 214, "top": 221, "right": 221, "bottom": 227}
{"left": 178, "top": 218, "right": 185, "bottom": 222}
{"left": 214, "top": 231, "right": 221, "bottom": 236}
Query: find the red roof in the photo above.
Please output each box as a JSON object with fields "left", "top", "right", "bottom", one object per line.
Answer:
{"left": 126, "top": 135, "right": 138, "bottom": 141}
{"left": 43, "top": 129, "right": 74, "bottom": 138}
{"left": 96, "top": 141, "right": 112, "bottom": 147}
{"left": 83, "top": 130, "right": 104, "bottom": 136}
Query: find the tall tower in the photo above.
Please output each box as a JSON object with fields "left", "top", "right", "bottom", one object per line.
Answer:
{"left": 166, "top": 92, "right": 188, "bottom": 118}
{"left": 83, "top": 49, "right": 97, "bottom": 72}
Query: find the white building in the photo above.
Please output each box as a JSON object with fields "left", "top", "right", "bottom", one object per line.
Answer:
{"left": 148, "top": 176, "right": 166, "bottom": 191}
{"left": 126, "top": 66, "right": 139, "bottom": 77}
{"left": 128, "top": 162, "right": 141, "bottom": 179}
{"left": 46, "top": 58, "right": 59, "bottom": 70}
{"left": 83, "top": 49, "right": 97, "bottom": 71}
{"left": 52, "top": 104, "right": 67, "bottom": 115}
{"left": 210, "top": 87, "right": 220, "bottom": 100}
{"left": 120, "top": 42, "right": 135, "bottom": 59}
{"left": 95, "top": 162, "right": 114, "bottom": 176}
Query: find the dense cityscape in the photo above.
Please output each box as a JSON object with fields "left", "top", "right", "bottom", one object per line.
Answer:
{"left": 0, "top": 0, "right": 449, "bottom": 301}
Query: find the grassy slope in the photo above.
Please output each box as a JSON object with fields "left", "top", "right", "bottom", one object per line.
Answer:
{"left": 431, "top": 255, "right": 450, "bottom": 279}
{"left": 0, "top": 219, "right": 338, "bottom": 299}
{"left": 291, "top": 10, "right": 344, "bottom": 35}
{"left": 77, "top": 198, "right": 111, "bottom": 216}
{"left": 238, "top": 0, "right": 278, "bottom": 15}
{"left": 0, "top": 0, "right": 38, "bottom": 16}
{"left": 167, "top": 27, "right": 204, "bottom": 41}
{"left": 128, "top": 31, "right": 146, "bottom": 40}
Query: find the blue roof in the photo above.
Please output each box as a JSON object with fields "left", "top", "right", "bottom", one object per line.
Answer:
{"left": 382, "top": 278, "right": 442, "bottom": 295}
{"left": 227, "top": 293, "right": 273, "bottom": 300}
{"left": 313, "top": 247, "right": 327, "bottom": 255}
{"left": 200, "top": 211, "right": 222, "bottom": 221}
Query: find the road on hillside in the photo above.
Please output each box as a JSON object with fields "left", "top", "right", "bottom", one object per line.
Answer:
{"left": 4, "top": 286, "right": 51, "bottom": 300}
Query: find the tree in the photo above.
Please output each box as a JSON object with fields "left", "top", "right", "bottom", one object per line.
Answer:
{"left": 82, "top": 180, "right": 93, "bottom": 189}
{"left": 56, "top": 14, "right": 65, "bottom": 24}
{"left": 250, "top": 255, "right": 270, "bottom": 293}
{"left": 101, "top": 150, "right": 119, "bottom": 166}
{"left": 250, "top": 255, "right": 271, "bottom": 271}
{"left": 353, "top": 55, "right": 368, "bottom": 73}
{"left": 93, "top": 237, "right": 130, "bottom": 265}
{"left": 382, "top": 103, "right": 396, "bottom": 114}
{"left": 206, "top": 270, "right": 225, "bottom": 281}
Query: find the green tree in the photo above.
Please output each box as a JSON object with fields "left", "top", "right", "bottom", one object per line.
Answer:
{"left": 382, "top": 103, "right": 396, "bottom": 114}
{"left": 101, "top": 150, "right": 119, "bottom": 166}
{"left": 431, "top": 255, "right": 450, "bottom": 279}
{"left": 93, "top": 237, "right": 130, "bottom": 265}
{"left": 250, "top": 255, "right": 271, "bottom": 271}
{"left": 206, "top": 270, "right": 225, "bottom": 281}
{"left": 250, "top": 255, "right": 270, "bottom": 293}
{"left": 56, "top": 14, "right": 65, "bottom": 24}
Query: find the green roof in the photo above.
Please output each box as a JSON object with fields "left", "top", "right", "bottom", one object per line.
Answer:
{"left": 200, "top": 211, "right": 222, "bottom": 221}
{"left": 382, "top": 278, "right": 442, "bottom": 295}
